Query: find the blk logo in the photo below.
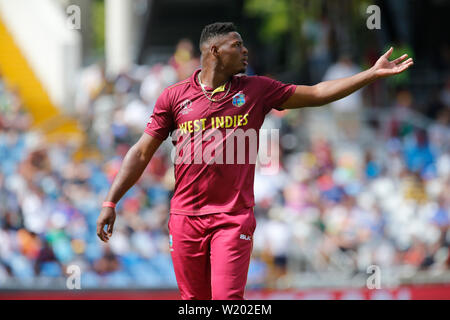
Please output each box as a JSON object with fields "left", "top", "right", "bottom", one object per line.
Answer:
{"left": 240, "top": 234, "right": 251, "bottom": 241}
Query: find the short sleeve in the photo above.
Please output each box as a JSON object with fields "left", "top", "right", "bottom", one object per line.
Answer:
{"left": 144, "top": 89, "right": 175, "bottom": 141}
{"left": 256, "top": 76, "right": 296, "bottom": 115}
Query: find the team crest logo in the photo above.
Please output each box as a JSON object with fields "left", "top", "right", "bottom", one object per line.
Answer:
{"left": 180, "top": 99, "right": 193, "bottom": 115}
{"left": 232, "top": 92, "right": 246, "bottom": 107}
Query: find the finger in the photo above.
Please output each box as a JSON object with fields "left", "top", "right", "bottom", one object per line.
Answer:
{"left": 396, "top": 58, "right": 413, "bottom": 68}
{"left": 398, "top": 60, "right": 414, "bottom": 70}
{"left": 97, "top": 222, "right": 108, "bottom": 242}
{"left": 399, "top": 57, "right": 413, "bottom": 64}
{"left": 397, "top": 61, "right": 413, "bottom": 73}
{"left": 107, "top": 219, "right": 115, "bottom": 237}
{"left": 383, "top": 47, "right": 394, "bottom": 59}
{"left": 405, "top": 61, "right": 414, "bottom": 69}
{"left": 393, "top": 54, "right": 408, "bottom": 64}
{"left": 402, "top": 58, "right": 413, "bottom": 65}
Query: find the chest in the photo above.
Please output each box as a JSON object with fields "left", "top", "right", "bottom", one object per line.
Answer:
{"left": 173, "top": 90, "right": 262, "bottom": 134}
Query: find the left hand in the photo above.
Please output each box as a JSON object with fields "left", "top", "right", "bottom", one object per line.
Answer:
{"left": 372, "top": 47, "right": 414, "bottom": 79}
{"left": 96, "top": 207, "right": 116, "bottom": 242}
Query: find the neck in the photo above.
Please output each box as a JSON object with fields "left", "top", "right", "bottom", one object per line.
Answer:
{"left": 199, "top": 67, "right": 231, "bottom": 89}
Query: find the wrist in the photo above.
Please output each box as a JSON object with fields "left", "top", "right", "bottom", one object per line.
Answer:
{"left": 102, "top": 201, "right": 116, "bottom": 209}
{"left": 368, "top": 66, "right": 379, "bottom": 81}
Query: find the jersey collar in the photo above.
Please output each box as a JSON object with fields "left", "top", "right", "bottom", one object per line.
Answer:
{"left": 191, "top": 69, "right": 234, "bottom": 96}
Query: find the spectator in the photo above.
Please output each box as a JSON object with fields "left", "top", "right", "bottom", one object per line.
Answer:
{"left": 0, "top": 40, "right": 448, "bottom": 290}
{"left": 323, "top": 55, "right": 364, "bottom": 141}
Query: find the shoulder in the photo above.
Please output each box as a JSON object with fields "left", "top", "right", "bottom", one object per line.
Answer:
{"left": 234, "top": 74, "right": 274, "bottom": 88}
{"left": 158, "top": 79, "right": 191, "bottom": 104}
{"left": 166, "top": 79, "right": 191, "bottom": 92}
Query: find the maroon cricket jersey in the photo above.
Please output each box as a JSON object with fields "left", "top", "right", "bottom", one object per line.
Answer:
{"left": 145, "top": 69, "right": 296, "bottom": 215}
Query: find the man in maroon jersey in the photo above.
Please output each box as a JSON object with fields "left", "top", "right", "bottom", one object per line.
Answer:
{"left": 97, "top": 22, "right": 413, "bottom": 300}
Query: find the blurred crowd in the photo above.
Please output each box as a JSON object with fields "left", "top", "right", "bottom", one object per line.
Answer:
{"left": 251, "top": 94, "right": 450, "bottom": 288}
{"left": 0, "top": 38, "right": 449, "bottom": 290}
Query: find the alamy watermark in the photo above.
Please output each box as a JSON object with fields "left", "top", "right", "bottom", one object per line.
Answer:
{"left": 66, "top": 264, "right": 81, "bottom": 290}
{"left": 169, "top": 128, "right": 280, "bottom": 175}
{"left": 66, "top": 5, "right": 81, "bottom": 30}
{"left": 366, "top": 265, "right": 381, "bottom": 289}
{"left": 366, "top": 5, "right": 381, "bottom": 30}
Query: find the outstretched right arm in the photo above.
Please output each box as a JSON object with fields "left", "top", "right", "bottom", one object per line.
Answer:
{"left": 96, "top": 133, "right": 163, "bottom": 242}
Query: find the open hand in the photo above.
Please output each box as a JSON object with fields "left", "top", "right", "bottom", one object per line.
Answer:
{"left": 373, "top": 47, "right": 414, "bottom": 78}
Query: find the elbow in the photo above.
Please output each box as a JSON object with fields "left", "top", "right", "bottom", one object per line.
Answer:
{"left": 130, "top": 145, "right": 151, "bottom": 163}
{"left": 309, "top": 84, "right": 328, "bottom": 107}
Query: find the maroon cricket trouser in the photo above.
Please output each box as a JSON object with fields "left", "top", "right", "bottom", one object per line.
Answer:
{"left": 168, "top": 206, "right": 256, "bottom": 300}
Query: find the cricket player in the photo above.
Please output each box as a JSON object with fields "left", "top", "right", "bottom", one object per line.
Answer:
{"left": 97, "top": 22, "right": 413, "bottom": 300}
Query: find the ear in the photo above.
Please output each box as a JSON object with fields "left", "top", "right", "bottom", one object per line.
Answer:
{"left": 210, "top": 45, "right": 219, "bottom": 58}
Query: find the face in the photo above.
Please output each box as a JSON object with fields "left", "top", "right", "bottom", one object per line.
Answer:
{"left": 213, "top": 32, "right": 249, "bottom": 75}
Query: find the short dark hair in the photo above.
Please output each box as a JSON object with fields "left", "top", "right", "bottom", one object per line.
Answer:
{"left": 199, "top": 22, "right": 237, "bottom": 48}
